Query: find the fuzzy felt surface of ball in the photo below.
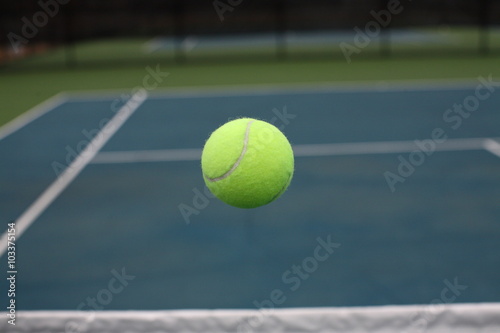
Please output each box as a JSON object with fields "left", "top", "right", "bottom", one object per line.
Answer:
{"left": 201, "top": 118, "right": 294, "bottom": 209}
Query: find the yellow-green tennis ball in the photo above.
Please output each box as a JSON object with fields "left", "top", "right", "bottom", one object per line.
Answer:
{"left": 201, "top": 118, "right": 294, "bottom": 209}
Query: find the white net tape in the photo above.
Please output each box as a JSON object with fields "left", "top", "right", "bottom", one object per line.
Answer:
{"left": 2, "top": 303, "right": 500, "bottom": 333}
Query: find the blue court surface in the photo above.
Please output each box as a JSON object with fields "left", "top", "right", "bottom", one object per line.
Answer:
{"left": 1, "top": 82, "right": 499, "bottom": 311}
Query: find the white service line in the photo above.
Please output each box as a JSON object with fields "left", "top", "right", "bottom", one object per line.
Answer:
{"left": 91, "top": 137, "right": 498, "bottom": 164}
{"left": 293, "top": 137, "right": 488, "bottom": 157}
{"left": 483, "top": 139, "right": 500, "bottom": 158}
{"left": 0, "top": 92, "right": 148, "bottom": 258}
{"left": 0, "top": 93, "right": 68, "bottom": 141}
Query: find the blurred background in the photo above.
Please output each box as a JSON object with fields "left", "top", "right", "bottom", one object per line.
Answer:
{"left": 1, "top": 0, "right": 500, "bottom": 125}
{"left": 1, "top": 0, "right": 500, "bottom": 126}
{"left": 1, "top": 0, "right": 500, "bottom": 66}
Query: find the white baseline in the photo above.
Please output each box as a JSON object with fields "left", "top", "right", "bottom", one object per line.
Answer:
{"left": 0, "top": 93, "right": 67, "bottom": 141}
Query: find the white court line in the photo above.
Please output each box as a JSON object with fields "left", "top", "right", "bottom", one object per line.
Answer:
{"left": 55, "top": 78, "right": 485, "bottom": 103}
{"left": 0, "top": 93, "right": 68, "bottom": 141}
{"left": 91, "top": 137, "right": 499, "bottom": 164}
{"left": 0, "top": 92, "right": 148, "bottom": 258}
{"left": 92, "top": 148, "right": 202, "bottom": 164}
{"left": 293, "top": 137, "right": 490, "bottom": 157}
{"left": 483, "top": 139, "right": 500, "bottom": 158}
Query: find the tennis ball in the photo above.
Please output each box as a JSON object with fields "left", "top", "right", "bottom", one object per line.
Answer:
{"left": 201, "top": 118, "right": 294, "bottom": 209}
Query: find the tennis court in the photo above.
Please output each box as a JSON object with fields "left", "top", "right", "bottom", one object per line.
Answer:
{"left": 1, "top": 82, "right": 499, "bottom": 315}
{"left": 2, "top": 1, "right": 500, "bottom": 331}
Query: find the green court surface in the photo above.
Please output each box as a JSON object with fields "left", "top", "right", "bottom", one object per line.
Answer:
{"left": 1, "top": 55, "right": 500, "bottom": 127}
{"left": 1, "top": 26, "right": 500, "bottom": 127}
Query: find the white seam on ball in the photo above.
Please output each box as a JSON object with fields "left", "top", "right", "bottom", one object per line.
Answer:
{"left": 206, "top": 119, "right": 254, "bottom": 182}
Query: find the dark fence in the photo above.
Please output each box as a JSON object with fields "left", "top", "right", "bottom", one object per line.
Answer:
{"left": 1, "top": 0, "right": 499, "bottom": 67}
